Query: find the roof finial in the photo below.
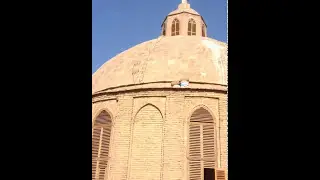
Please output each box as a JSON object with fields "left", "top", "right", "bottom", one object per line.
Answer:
{"left": 182, "top": 0, "right": 188, "bottom": 4}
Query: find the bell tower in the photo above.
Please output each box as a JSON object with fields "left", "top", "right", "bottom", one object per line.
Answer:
{"left": 161, "top": 0, "right": 207, "bottom": 37}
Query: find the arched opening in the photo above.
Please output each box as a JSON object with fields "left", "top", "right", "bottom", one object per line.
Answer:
{"left": 171, "top": 18, "right": 180, "bottom": 36}
{"left": 189, "top": 107, "right": 215, "bottom": 180}
{"left": 162, "top": 22, "right": 166, "bottom": 36}
{"left": 92, "top": 110, "right": 112, "bottom": 180}
{"left": 130, "top": 104, "right": 163, "bottom": 179}
{"left": 188, "top": 19, "right": 196, "bottom": 36}
{"left": 202, "top": 24, "right": 206, "bottom": 37}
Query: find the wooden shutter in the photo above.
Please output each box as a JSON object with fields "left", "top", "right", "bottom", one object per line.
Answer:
{"left": 203, "top": 124, "right": 215, "bottom": 168}
{"left": 92, "top": 127, "right": 102, "bottom": 179}
{"left": 215, "top": 169, "right": 226, "bottom": 180}
{"left": 189, "top": 124, "right": 201, "bottom": 180}
{"left": 189, "top": 107, "right": 216, "bottom": 180}
{"left": 98, "top": 159, "right": 108, "bottom": 180}
{"left": 97, "top": 127, "right": 111, "bottom": 179}
{"left": 176, "top": 20, "right": 179, "bottom": 35}
{"left": 192, "top": 23, "right": 196, "bottom": 35}
{"left": 162, "top": 23, "right": 166, "bottom": 36}
{"left": 202, "top": 25, "right": 206, "bottom": 37}
{"left": 92, "top": 111, "right": 112, "bottom": 180}
{"left": 100, "top": 127, "right": 111, "bottom": 159}
{"left": 172, "top": 20, "right": 176, "bottom": 36}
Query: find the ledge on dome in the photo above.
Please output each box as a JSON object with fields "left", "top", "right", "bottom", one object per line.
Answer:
{"left": 171, "top": 78, "right": 190, "bottom": 88}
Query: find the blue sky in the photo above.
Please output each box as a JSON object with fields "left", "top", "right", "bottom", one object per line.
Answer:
{"left": 92, "top": 0, "right": 227, "bottom": 73}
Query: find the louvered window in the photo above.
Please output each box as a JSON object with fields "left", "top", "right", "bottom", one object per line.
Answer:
{"left": 188, "top": 19, "right": 196, "bottom": 36}
{"left": 202, "top": 24, "right": 206, "bottom": 37}
{"left": 215, "top": 168, "right": 226, "bottom": 180}
{"left": 189, "top": 107, "right": 215, "bottom": 180}
{"left": 162, "top": 21, "right": 166, "bottom": 36}
{"left": 171, "top": 18, "right": 180, "bottom": 36}
{"left": 203, "top": 168, "right": 226, "bottom": 180}
{"left": 92, "top": 111, "right": 112, "bottom": 180}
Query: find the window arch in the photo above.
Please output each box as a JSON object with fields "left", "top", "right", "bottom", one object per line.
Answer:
{"left": 92, "top": 110, "right": 112, "bottom": 180}
{"left": 202, "top": 24, "right": 206, "bottom": 37}
{"left": 188, "top": 107, "right": 215, "bottom": 180}
{"left": 162, "top": 22, "right": 166, "bottom": 36}
{"left": 188, "top": 19, "right": 196, "bottom": 36}
{"left": 171, "top": 18, "right": 180, "bottom": 36}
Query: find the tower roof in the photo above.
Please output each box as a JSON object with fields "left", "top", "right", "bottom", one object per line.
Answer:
{"left": 168, "top": 1, "right": 200, "bottom": 16}
{"left": 161, "top": 0, "right": 207, "bottom": 31}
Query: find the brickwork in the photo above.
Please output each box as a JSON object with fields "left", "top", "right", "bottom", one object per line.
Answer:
{"left": 132, "top": 97, "right": 166, "bottom": 118}
{"left": 92, "top": 90, "right": 227, "bottom": 180}
{"left": 129, "top": 104, "right": 163, "bottom": 179}
{"left": 108, "top": 96, "right": 132, "bottom": 180}
{"left": 163, "top": 95, "right": 185, "bottom": 180}
{"left": 92, "top": 82, "right": 227, "bottom": 96}
{"left": 218, "top": 96, "right": 228, "bottom": 179}
{"left": 92, "top": 99, "right": 117, "bottom": 123}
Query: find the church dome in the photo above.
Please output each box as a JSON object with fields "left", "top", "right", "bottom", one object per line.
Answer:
{"left": 92, "top": 36, "right": 227, "bottom": 93}
{"left": 92, "top": 1, "right": 227, "bottom": 94}
{"left": 92, "top": 2, "right": 228, "bottom": 180}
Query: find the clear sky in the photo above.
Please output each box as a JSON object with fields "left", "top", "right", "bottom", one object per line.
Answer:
{"left": 92, "top": 0, "right": 227, "bottom": 73}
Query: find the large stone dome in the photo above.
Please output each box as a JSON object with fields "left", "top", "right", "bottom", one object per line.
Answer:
{"left": 92, "top": 2, "right": 228, "bottom": 180}
{"left": 92, "top": 36, "right": 227, "bottom": 93}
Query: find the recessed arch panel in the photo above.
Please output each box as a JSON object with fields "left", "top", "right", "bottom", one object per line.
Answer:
{"left": 133, "top": 103, "right": 164, "bottom": 121}
{"left": 130, "top": 104, "right": 163, "bottom": 179}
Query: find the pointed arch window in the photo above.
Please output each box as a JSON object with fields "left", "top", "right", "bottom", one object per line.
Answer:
{"left": 92, "top": 110, "right": 112, "bottom": 180}
{"left": 188, "top": 19, "right": 196, "bottom": 36}
{"left": 162, "top": 22, "right": 166, "bottom": 36}
{"left": 188, "top": 107, "right": 216, "bottom": 180}
{"left": 171, "top": 18, "right": 180, "bottom": 36}
{"left": 202, "top": 24, "right": 206, "bottom": 37}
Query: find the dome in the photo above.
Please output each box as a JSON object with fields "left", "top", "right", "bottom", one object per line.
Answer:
{"left": 92, "top": 36, "right": 227, "bottom": 93}
{"left": 92, "top": 1, "right": 228, "bottom": 180}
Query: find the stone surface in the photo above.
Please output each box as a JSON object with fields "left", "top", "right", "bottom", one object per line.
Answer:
{"left": 93, "top": 36, "right": 227, "bottom": 93}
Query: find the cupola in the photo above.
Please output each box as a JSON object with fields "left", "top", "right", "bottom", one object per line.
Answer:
{"left": 161, "top": 0, "right": 207, "bottom": 37}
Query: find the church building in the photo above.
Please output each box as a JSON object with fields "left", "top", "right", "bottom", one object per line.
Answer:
{"left": 92, "top": 1, "right": 228, "bottom": 179}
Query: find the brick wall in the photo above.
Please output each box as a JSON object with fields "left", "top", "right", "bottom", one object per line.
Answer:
{"left": 92, "top": 90, "right": 227, "bottom": 180}
{"left": 163, "top": 95, "right": 185, "bottom": 179}
{"left": 219, "top": 96, "right": 228, "bottom": 179}
{"left": 108, "top": 96, "right": 132, "bottom": 180}
{"left": 129, "top": 104, "right": 163, "bottom": 179}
